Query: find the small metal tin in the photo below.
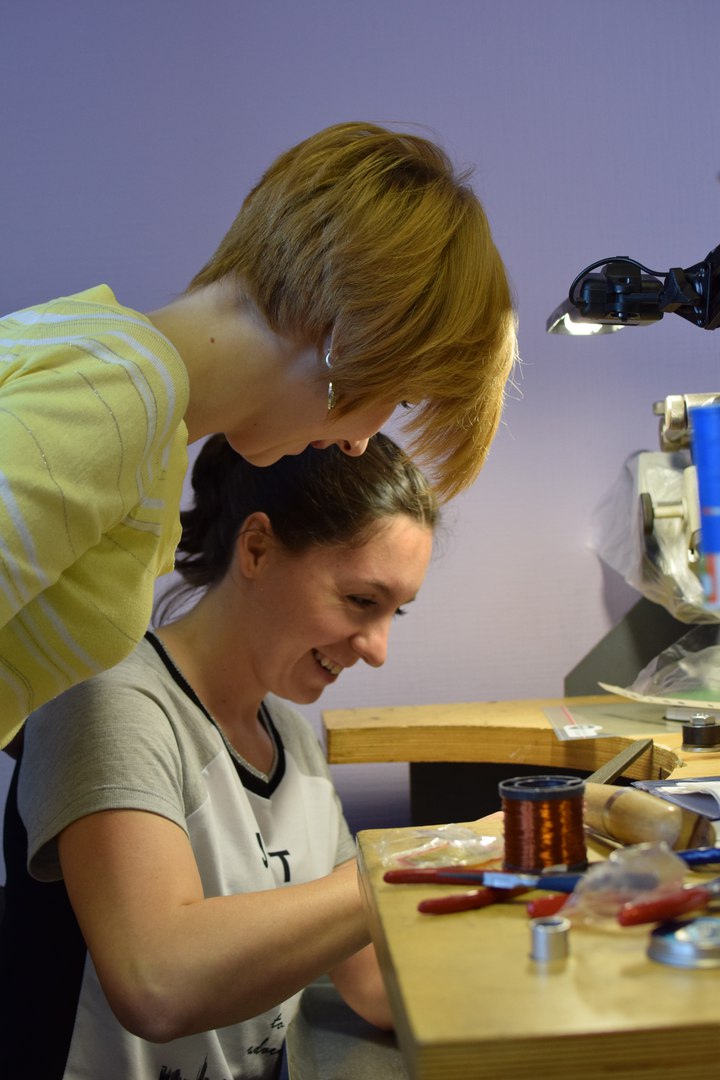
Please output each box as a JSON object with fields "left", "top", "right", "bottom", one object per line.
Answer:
{"left": 648, "top": 916, "right": 720, "bottom": 969}
{"left": 530, "top": 916, "right": 571, "bottom": 962}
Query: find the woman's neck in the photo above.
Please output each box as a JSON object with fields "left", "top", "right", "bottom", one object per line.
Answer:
{"left": 154, "top": 602, "right": 273, "bottom": 770}
{"left": 145, "top": 281, "right": 275, "bottom": 444}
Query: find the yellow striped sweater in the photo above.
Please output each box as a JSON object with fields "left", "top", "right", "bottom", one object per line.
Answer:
{"left": 0, "top": 285, "right": 189, "bottom": 746}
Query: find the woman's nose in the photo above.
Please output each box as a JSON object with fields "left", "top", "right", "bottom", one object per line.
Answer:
{"left": 351, "top": 623, "right": 389, "bottom": 668}
{"left": 336, "top": 437, "right": 370, "bottom": 457}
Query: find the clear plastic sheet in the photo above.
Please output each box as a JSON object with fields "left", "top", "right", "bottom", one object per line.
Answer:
{"left": 552, "top": 843, "right": 686, "bottom": 925}
{"left": 374, "top": 824, "right": 503, "bottom": 869}
{"left": 626, "top": 622, "right": 720, "bottom": 703}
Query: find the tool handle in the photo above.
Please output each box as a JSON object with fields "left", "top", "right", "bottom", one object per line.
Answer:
{"left": 434, "top": 870, "right": 502, "bottom": 885}
{"left": 533, "top": 873, "right": 584, "bottom": 892}
{"left": 418, "top": 888, "right": 498, "bottom": 914}
{"left": 617, "top": 885, "right": 710, "bottom": 927}
{"left": 584, "top": 783, "right": 715, "bottom": 850}
{"left": 478, "top": 870, "right": 584, "bottom": 892}
{"left": 678, "top": 847, "right": 720, "bottom": 867}
{"left": 526, "top": 894, "right": 569, "bottom": 918}
{"left": 418, "top": 885, "right": 528, "bottom": 914}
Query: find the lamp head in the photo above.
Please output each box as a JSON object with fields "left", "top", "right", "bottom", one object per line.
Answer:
{"left": 546, "top": 247, "right": 720, "bottom": 335}
{"left": 546, "top": 299, "right": 624, "bottom": 335}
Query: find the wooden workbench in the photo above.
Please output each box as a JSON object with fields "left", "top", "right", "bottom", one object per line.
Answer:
{"left": 332, "top": 696, "right": 720, "bottom": 1076}
{"left": 357, "top": 815, "right": 720, "bottom": 1080}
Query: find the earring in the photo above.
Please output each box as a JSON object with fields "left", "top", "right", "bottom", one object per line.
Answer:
{"left": 325, "top": 351, "right": 336, "bottom": 412}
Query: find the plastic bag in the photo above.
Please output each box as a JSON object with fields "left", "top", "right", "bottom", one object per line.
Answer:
{"left": 375, "top": 824, "right": 503, "bottom": 869}
{"left": 590, "top": 449, "right": 719, "bottom": 624}
{"left": 557, "top": 843, "right": 687, "bottom": 925}
{"left": 627, "top": 622, "right": 720, "bottom": 702}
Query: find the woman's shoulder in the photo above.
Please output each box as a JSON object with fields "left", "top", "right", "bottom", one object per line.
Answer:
{"left": 1, "top": 284, "right": 189, "bottom": 406}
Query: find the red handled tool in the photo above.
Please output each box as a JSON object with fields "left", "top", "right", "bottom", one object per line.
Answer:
{"left": 526, "top": 893, "right": 570, "bottom": 918}
{"left": 385, "top": 866, "right": 582, "bottom": 915}
{"left": 617, "top": 876, "right": 720, "bottom": 926}
{"left": 528, "top": 874, "right": 720, "bottom": 925}
{"left": 417, "top": 885, "right": 529, "bottom": 915}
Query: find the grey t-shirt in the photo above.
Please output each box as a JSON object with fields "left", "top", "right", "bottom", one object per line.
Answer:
{"left": 16, "top": 633, "right": 355, "bottom": 1080}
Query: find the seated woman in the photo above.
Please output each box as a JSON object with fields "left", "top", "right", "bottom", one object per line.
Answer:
{"left": 0, "top": 431, "right": 438, "bottom": 1079}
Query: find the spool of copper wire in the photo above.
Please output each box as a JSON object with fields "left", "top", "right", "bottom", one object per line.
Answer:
{"left": 499, "top": 775, "right": 587, "bottom": 873}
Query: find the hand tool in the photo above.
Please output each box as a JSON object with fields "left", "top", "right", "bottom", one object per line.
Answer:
{"left": 585, "top": 738, "right": 654, "bottom": 784}
{"left": 383, "top": 863, "right": 520, "bottom": 914}
{"left": 528, "top": 868, "right": 720, "bottom": 924}
{"left": 583, "top": 737, "right": 713, "bottom": 850}
{"left": 617, "top": 876, "right": 720, "bottom": 927}
{"left": 526, "top": 893, "right": 571, "bottom": 918}
{"left": 413, "top": 870, "right": 581, "bottom": 916}
{"left": 584, "top": 782, "right": 715, "bottom": 850}
{"left": 417, "top": 885, "right": 529, "bottom": 915}
{"left": 677, "top": 847, "right": 720, "bottom": 867}
{"left": 443, "top": 869, "right": 585, "bottom": 891}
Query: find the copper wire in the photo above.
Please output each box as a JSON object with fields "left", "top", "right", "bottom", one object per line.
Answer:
{"left": 500, "top": 777, "right": 587, "bottom": 872}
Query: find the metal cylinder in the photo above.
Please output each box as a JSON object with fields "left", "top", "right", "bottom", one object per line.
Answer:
{"left": 530, "top": 916, "right": 571, "bottom": 962}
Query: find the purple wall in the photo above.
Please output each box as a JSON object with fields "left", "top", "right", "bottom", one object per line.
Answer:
{"left": 3, "top": 0, "right": 720, "bottom": 851}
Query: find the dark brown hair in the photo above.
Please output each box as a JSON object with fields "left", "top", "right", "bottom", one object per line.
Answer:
{"left": 156, "top": 432, "right": 439, "bottom": 621}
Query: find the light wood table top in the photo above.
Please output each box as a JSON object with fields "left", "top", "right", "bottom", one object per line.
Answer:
{"left": 324, "top": 694, "right": 720, "bottom": 780}
{"left": 358, "top": 813, "right": 720, "bottom": 1080}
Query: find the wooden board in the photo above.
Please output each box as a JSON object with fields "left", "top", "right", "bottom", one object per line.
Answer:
{"left": 324, "top": 695, "right": 693, "bottom": 779}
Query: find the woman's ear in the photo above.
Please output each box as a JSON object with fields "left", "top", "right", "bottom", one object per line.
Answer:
{"left": 235, "top": 512, "right": 274, "bottom": 578}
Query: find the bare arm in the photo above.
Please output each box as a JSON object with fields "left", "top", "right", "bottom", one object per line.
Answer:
{"left": 329, "top": 942, "right": 394, "bottom": 1030}
{"left": 58, "top": 808, "right": 370, "bottom": 1043}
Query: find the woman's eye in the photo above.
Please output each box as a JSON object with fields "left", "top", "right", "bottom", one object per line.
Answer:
{"left": 349, "top": 597, "right": 407, "bottom": 616}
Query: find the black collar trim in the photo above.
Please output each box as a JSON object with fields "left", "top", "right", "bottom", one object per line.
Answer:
{"left": 144, "top": 631, "right": 286, "bottom": 797}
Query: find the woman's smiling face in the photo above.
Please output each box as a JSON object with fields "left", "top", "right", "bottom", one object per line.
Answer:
{"left": 245, "top": 514, "right": 433, "bottom": 704}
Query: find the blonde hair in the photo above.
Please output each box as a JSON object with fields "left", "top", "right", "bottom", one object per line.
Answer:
{"left": 188, "top": 122, "right": 517, "bottom": 500}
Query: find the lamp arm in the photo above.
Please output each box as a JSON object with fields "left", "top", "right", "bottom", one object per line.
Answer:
{"left": 661, "top": 245, "right": 720, "bottom": 330}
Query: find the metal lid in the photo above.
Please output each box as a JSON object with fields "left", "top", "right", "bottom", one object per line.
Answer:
{"left": 648, "top": 916, "right": 720, "bottom": 969}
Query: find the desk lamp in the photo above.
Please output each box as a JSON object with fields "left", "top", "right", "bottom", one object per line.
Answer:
{"left": 546, "top": 244, "right": 720, "bottom": 615}
{"left": 546, "top": 245, "right": 720, "bottom": 335}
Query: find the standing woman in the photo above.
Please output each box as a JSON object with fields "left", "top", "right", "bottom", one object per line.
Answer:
{"left": 0, "top": 120, "right": 516, "bottom": 748}
{"left": 1, "top": 432, "right": 439, "bottom": 1079}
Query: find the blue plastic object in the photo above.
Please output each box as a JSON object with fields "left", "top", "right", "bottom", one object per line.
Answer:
{"left": 690, "top": 402, "right": 720, "bottom": 606}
